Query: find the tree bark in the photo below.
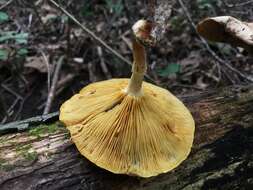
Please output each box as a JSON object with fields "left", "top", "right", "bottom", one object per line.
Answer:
{"left": 0, "top": 85, "right": 253, "bottom": 190}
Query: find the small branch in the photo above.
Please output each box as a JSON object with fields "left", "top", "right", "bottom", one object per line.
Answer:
{"left": 55, "top": 74, "right": 75, "bottom": 95}
{"left": 151, "top": 0, "right": 172, "bottom": 42}
{"left": 88, "top": 62, "right": 97, "bottom": 82}
{"left": 1, "top": 84, "right": 23, "bottom": 100}
{"left": 0, "top": 0, "right": 13, "bottom": 10}
{"left": 97, "top": 46, "right": 112, "bottom": 79}
{"left": 31, "top": 1, "right": 45, "bottom": 27}
{"left": 43, "top": 56, "right": 64, "bottom": 115}
{"left": 147, "top": 0, "right": 156, "bottom": 20}
{"left": 1, "top": 98, "right": 20, "bottom": 124}
{"left": 177, "top": 0, "right": 253, "bottom": 83}
{"left": 66, "top": 18, "right": 71, "bottom": 67}
{"left": 40, "top": 51, "right": 51, "bottom": 93}
{"left": 0, "top": 96, "right": 8, "bottom": 124}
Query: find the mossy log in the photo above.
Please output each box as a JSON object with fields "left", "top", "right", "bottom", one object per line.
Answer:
{"left": 0, "top": 85, "right": 253, "bottom": 190}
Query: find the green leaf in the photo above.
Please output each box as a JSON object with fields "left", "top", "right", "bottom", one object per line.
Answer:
{"left": 0, "top": 49, "right": 8, "bottom": 61}
{"left": 0, "top": 11, "right": 9, "bottom": 23}
{"left": 61, "top": 15, "right": 68, "bottom": 22}
{"left": 0, "top": 31, "right": 15, "bottom": 42}
{"left": 197, "top": 0, "right": 216, "bottom": 10}
{"left": 14, "top": 33, "right": 29, "bottom": 44}
{"left": 81, "top": 3, "right": 93, "bottom": 17}
{"left": 17, "top": 48, "right": 28, "bottom": 56}
{"left": 158, "top": 63, "right": 181, "bottom": 77}
{"left": 0, "top": 31, "right": 28, "bottom": 44}
{"left": 105, "top": 0, "right": 123, "bottom": 16}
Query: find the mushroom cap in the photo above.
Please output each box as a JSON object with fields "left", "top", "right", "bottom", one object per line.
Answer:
{"left": 197, "top": 16, "right": 253, "bottom": 53}
{"left": 60, "top": 79, "right": 195, "bottom": 177}
{"left": 132, "top": 19, "right": 155, "bottom": 46}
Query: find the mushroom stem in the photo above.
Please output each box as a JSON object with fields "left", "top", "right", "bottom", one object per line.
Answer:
{"left": 126, "top": 39, "right": 147, "bottom": 96}
{"left": 126, "top": 19, "right": 155, "bottom": 97}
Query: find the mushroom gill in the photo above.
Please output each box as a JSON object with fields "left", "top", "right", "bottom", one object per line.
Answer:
{"left": 60, "top": 20, "right": 195, "bottom": 177}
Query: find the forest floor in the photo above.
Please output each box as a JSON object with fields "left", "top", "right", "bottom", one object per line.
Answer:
{"left": 0, "top": 0, "right": 253, "bottom": 123}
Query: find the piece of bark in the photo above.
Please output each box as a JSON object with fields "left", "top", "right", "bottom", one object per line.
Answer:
{"left": 0, "top": 85, "right": 253, "bottom": 190}
{"left": 0, "top": 112, "right": 59, "bottom": 135}
{"left": 150, "top": 0, "right": 172, "bottom": 42}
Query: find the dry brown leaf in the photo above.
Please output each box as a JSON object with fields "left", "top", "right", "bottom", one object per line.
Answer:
{"left": 196, "top": 76, "right": 208, "bottom": 90}
{"left": 197, "top": 16, "right": 253, "bottom": 53}
{"left": 25, "top": 56, "right": 50, "bottom": 73}
{"left": 180, "top": 51, "right": 201, "bottom": 73}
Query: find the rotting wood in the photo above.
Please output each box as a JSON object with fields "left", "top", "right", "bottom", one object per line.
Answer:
{"left": 0, "top": 85, "right": 253, "bottom": 190}
{"left": 0, "top": 112, "right": 59, "bottom": 135}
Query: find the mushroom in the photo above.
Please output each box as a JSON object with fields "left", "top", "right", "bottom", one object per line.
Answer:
{"left": 60, "top": 20, "right": 195, "bottom": 177}
{"left": 197, "top": 16, "right": 253, "bottom": 53}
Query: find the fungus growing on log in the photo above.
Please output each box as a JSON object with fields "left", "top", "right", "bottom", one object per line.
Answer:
{"left": 59, "top": 20, "right": 195, "bottom": 177}
{"left": 197, "top": 16, "right": 253, "bottom": 53}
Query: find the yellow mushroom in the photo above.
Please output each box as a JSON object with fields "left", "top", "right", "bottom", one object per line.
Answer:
{"left": 60, "top": 20, "right": 195, "bottom": 178}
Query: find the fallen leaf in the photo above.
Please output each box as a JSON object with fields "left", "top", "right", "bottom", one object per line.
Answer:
{"left": 196, "top": 76, "right": 208, "bottom": 89}
{"left": 25, "top": 56, "right": 51, "bottom": 73}
{"left": 0, "top": 11, "right": 9, "bottom": 23}
{"left": 157, "top": 63, "right": 181, "bottom": 77}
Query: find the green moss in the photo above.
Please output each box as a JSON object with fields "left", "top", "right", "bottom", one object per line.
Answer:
{"left": 0, "top": 164, "right": 15, "bottom": 171}
{"left": 29, "top": 122, "right": 62, "bottom": 138}
{"left": 22, "top": 151, "right": 38, "bottom": 161}
{"left": 15, "top": 144, "right": 38, "bottom": 162}
{"left": 0, "top": 158, "right": 6, "bottom": 165}
{"left": 15, "top": 144, "right": 32, "bottom": 152}
{"left": 0, "top": 158, "right": 14, "bottom": 171}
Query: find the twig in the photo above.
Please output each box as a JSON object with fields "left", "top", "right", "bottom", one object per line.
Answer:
{"left": 48, "top": 0, "right": 155, "bottom": 83}
{"left": 0, "top": 96, "right": 8, "bottom": 124}
{"left": 13, "top": 86, "right": 35, "bottom": 121}
{"left": 40, "top": 51, "right": 51, "bottom": 93}
{"left": 55, "top": 74, "right": 75, "bottom": 95}
{"left": 31, "top": 1, "right": 45, "bottom": 27}
{"left": 0, "top": 0, "right": 13, "bottom": 10}
{"left": 7, "top": 99, "right": 19, "bottom": 114}
{"left": 28, "top": 13, "right": 33, "bottom": 29}
{"left": 151, "top": 0, "right": 172, "bottom": 42}
{"left": 13, "top": 99, "right": 25, "bottom": 121}
{"left": 66, "top": 18, "right": 71, "bottom": 67}
{"left": 97, "top": 46, "right": 112, "bottom": 79}
{"left": 43, "top": 56, "right": 64, "bottom": 115}
{"left": 1, "top": 98, "right": 20, "bottom": 124}
{"left": 201, "top": 71, "right": 220, "bottom": 83}
{"left": 88, "top": 62, "right": 97, "bottom": 82}
{"left": 177, "top": 0, "right": 253, "bottom": 83}
{"left": 121, "top": 33, "right": 132, "bottom": 50}
{"left": 147, "top": 0, "right": 156, "bottom": 21}
{"left": 1, "top": 84, "right": 23, "bottom": 100}
{"left": 56, "top": 74, "right": 74, "bottom": 89}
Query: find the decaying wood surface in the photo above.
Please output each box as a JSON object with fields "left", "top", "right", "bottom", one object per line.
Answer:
{"left": 0, "top": 85, "right": 253, "bottom": 190}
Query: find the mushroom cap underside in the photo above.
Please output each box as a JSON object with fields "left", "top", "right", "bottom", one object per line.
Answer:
{"left": 197, "top": 16, "right": 253, "bottom": 50}
{"left": 60, "top": 79, "right": 195, "bottom": 177}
